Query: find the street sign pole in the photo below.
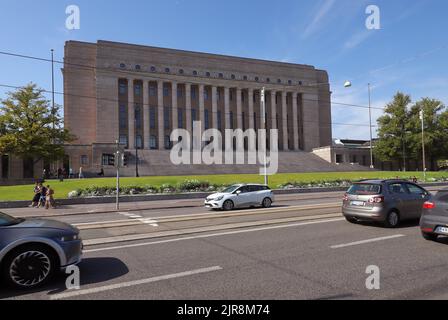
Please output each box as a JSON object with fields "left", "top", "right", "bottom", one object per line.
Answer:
{"left": 420, "top": 110, "right": 427, "bottom": 182}
{"left": 116, "top": 140, "right": 120, "bottom": 211}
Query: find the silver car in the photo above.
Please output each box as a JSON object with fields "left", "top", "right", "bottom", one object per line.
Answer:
{"left": 205, "top": 184, "right": 275, "bottom": 211}
{"left": 0, "top": 212, "right": 83, "bottom": 289}
{"left": 342, "top": 180, "right": 430, "bottom": 228}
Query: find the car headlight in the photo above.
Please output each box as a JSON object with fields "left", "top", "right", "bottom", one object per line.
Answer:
{"left": 215, "top": 196, "right": 224, "bottom": 201}
{"left": 59, "top": 234, "right": 79, "bottom": 242}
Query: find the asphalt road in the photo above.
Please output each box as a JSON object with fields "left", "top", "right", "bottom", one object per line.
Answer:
{"left": 2, "top": 188, "right": 448, "bottom": 300}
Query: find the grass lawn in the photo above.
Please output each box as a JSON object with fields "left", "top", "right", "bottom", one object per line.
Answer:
{"left": 1, "top": 171, "right": 447, "bottom": 202}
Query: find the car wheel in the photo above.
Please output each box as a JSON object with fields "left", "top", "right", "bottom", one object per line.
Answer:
{"left": 262, "top": 198, "right": 272, "bottom": 208}
{"left": 345, "top": 216, "right": 357, "bottom": 224}
{"left": 222, "top": 200, "right": 234, "bottom": 211}
{"left": 2, "top": 245, "right": 57, "bottom": 289}
{"left": 422, "top": 232, "right": 438, "bottom": 241}
{"left": 384, "top": 210, "right": 400, "bottom": 228}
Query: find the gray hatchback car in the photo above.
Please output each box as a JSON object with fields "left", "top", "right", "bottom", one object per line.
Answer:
{"left": 0, "top": 212, "right": 82, "bottom": 289}
{"left": 342, "top": 180, "right": 431, "bottom": 228}
{"left": 420, "top": 188, "right": 448, "bottom": 241}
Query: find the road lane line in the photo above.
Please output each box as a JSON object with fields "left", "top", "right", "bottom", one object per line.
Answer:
{"left": 330, "top": 234, "right": 406, "bottom": 249}
{"left": 84, "top": 217, "right": 344, "bottom": 253}
{"left": 49, "top": 266, "right": 223, "bottom": 300}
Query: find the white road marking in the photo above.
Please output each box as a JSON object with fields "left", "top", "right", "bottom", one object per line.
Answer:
{"left": 84, "top": 218, "right": 344, "bottom": 253}
{"left": 330, "top": 234, "right": 406, "bottom": 249}
{"left": 138, "top": 218, "right": 159, "bottom": 227}
{"left": 49, "top": 266, "right": 223, "bottom": 300}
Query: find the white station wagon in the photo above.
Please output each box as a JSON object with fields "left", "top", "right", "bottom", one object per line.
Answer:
{"left": 205, "top": 184, "right": 275, "bottom": 211}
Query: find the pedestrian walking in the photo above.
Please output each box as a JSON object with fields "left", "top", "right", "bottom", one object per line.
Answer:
{"left": 45, "top": 185, "right": 55, "bottom": 209}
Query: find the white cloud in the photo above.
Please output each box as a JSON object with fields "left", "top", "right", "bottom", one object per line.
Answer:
{"left": 302, "top": 0, "right": 337, "bottom": 39}
{"left": 343, "top": 29, "right": 374, "bottom": 50}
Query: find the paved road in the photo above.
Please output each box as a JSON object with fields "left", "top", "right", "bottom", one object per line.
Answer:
{"left": 2, "top": 187, "right": 448, "bottom": 300}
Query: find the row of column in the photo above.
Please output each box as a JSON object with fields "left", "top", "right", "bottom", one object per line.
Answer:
{"left": 126, "top": 79, "right": 301, "bottom": 151}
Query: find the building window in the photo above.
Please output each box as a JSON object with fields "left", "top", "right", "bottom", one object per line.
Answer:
{"left": 102, "top": 154, "right": 115, "bottom": 166}
{"left": 135, "top": 65, "right": 141, "bottom": 70}
{"left": 277, "top": 79, "right": 282, "bottom": 84}
{"left": 243, "top": 75, "right": 248, "bottom": 81}
{"left": 81, "top": 155, "right": 88, "bottom": 166}
{"left": 119, "top": 104, "right": 127, "bottom": 129}
{"left": 136, "top": 135, "right": 143, "bottom": 149}
{"left": 150, "top": 135, "right": 157, "bottom": 149}
{"left": 120, "top": 63, "right": 126, "bottom": 69}
{"left": 242, "top": 112, "right": 246, "bottom": 131}
{"left": 231, "top": 74, "right": 236, "bottom": 80}
{"left": 230, "top": 91, "right": 233, "bottom": 101}
{"left": 219, "top": 73, "right": 224, "bottom": 78}
{"left": 217, "top": 111, "right": 222, "bottom": 130}
{"left": 149, "top": 86, "right": 156, "bottom": 97}
{"left": 191, "top": 87, "right": 196, "bottom": 99}
{"left": 134, "top": 84, "right": 141, "bottom": 96}
{"left": 119, "top": 135, "right": 128, "bottom": 147}
{"left": 163, "top": 85, "right": 169, "bottom": 97}
{"left": 229, "top": 111, "right": 234, "bottom": 129}
{"left": 206, "top": 72, "right": 211, "bottom": 77}
{"left": 177, "top": 87, "right": 183, "bottom": 98}
{"left": 119, "top": 83, "right": 127, "bottom": 95}
{"left": 164, "top": 136, "right": 171, "bottom": 150}
{"left": 242, "top": 92, "right": 245, "bottom": 102}
{"left": 217, "top": 90, "right": 221, "bottom": 101}
{"left": 164, "top": 107, "right": 170, "bottom": 129}
{"left": 255, "top": 77, "right": 259, "bottom": 82}
{"left": 288, "top": 80, "right": 292, "bottom": 85}
{"left": 204, "top": 89, "right": 209, "bottom": 100}
{"left": 298, "top": 81, "right": 303, "bottom": 85}
{"left": 179, "top": 69, "right": 184, "bottom": 74}
{"left": 266, "top": 78, "right": 270, "bottom": 83}
{"left": 193, "top": 70, "right": 198, "bottom": 76}
{"left": 135, "top": 105, "right": 142, "bottom": 129}
{"left": 165, "top": 67, "right": 170, "bottom": 73}
{"left": 150, "top": 66, "right": 156, "bottom": 72}
{"left": 191, "top": 109, "right": 197, "bottom": 127}
{"left": 204, "top": 110, "right": 210, "bottom": 130}
{"left": 150, "top": 107, "right": 156, "bottom": 129}
{"left": 178, "top": 109, "right": 184, "bottom": 128}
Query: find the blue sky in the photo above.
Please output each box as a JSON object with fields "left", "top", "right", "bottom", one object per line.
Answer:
{"left": 0, "top": 0, "right": 446, "bottom": 140}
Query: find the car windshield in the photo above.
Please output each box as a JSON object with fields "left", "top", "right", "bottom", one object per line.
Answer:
{"left": 0, "top": 212, "right": 23, "bottom": 227}
{"left": 221, "top": 185, "right": 241, "bottom": 193}
{"left": 347, "top": 183, "right": 382, "bottom": 195}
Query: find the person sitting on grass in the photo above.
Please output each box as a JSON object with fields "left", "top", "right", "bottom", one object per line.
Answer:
{"left": 45, "top": 185, "right": 55, "bottom": 209}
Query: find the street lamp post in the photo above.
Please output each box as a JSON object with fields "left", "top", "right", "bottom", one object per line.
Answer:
{"left": 420, "top": 110, "right": 427, "bottom": 182}
{"left": 260, "top": 87, "right": 268, "bottom": 186}
{"left": 135, "top": 117, "right": 139, "bottom": 178}
{"left": 344, "top": 81, "right": 374, "bottom": 169}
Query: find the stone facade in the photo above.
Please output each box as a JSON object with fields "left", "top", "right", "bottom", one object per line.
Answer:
{"left": 63, "top": 40, "right": 333, "bottom": 175}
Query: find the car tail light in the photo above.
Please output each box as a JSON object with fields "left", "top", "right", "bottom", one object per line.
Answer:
{"left": 423, "top": 201, "right": 435, "bottom": 209}
{"left": 368, "top": 196, "right": 384, "bottom": 203}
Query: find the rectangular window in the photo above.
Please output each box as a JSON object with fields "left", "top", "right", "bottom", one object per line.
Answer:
{"left": 204, "top": 89, "right": 209, "bottom": 100}
{"left": 119, "top": 135, "right": 128, "bottom": 147}
{"left": 191, "top": 87, "right": 196, "bottom": 99}
{"left": 204, "top": 110, "right": 210, "bottom": 130}
{"left": 164, "top": 136, "right": 171, "bottom": 150}
{"left": 178, "top": 109, "right": 184, "bottom": 128}
{"left": 229, "top": 111, "right": 234, "bottom": 129}
{"left": 81, "top": 155, "right": 88, "bottom": 166}
{"left": 242, "top": 112, "right": 246, "bottom": 131}
{"left": 136, "top": 135, "right": 143, "bottom": 149}
{"left": 149, "top": 86, "right": 156, "bottom": 97}
{"left": 150, "top": 136, "right": 157, "bottom": 149}
{"left": 163, "top": 86, "right": 169, "bottom": 97}
{"left": 150, "top": 107, "right": 156, "bottom": 129}
{"left": 217, "top": 90, "right": 221, "bottom": 101}
{"left": 191, "top": 109, "right": 197, "bottom": 128}
{"left": 230, "top": 91, "right": 233, "bottom": 101}
{"left": 102, "top": 154, "right": 115, "bottom": 166}
{"left": 164, "top": 107, "right": 170, "bottom": 129}
{"left": 135, "top": 105, "right": 142, "bottom": 129}
{"left": 217, "top": 111, "right": 222, "bottom": 130}
{"left": 134, "top": 84, "right": 141, "bottom": 96}
{"left": 119, "top": 104, "right": 127, "bottom": 129}
{"left": 177, "top": 87, "right": 183, "bottom": 98}
{"left": 242, "top": 92, "right": 245, "bottom": 102}
{"left": 119, "top": 83, "right": 127, "bottom": 95}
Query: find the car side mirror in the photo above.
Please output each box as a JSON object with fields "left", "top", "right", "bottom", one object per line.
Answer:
{"left": 235, "top": 190, "right": 241, "bottom": 195}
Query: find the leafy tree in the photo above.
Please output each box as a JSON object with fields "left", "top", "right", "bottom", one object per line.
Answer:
{"left": 0, "top": 83, "right": 75, "bottom": 164}
{"left": 374, "top": 92, "right": 412, "bottom": 168}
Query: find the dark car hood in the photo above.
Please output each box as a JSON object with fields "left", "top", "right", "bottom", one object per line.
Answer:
{"left": 9, "top": 218, "right": 79, "bottom": 233}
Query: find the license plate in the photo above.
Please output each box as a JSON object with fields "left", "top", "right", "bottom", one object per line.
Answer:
{"left": 350, "top": 200, "right": 365, "bottom": 207}
{"left": 435, "top": 226, "right": 448, "bottom": 234}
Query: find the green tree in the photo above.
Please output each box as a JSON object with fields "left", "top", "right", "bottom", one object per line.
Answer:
{"left": 0, "top": 83, "right": 75, "bottom": 164}
{"left": 374, "top": 92, "right": 413, "bottom": 168}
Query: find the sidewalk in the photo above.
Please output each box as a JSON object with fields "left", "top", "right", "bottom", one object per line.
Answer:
{"left": 1, "top": 191, "right": 344, "bottom": 219}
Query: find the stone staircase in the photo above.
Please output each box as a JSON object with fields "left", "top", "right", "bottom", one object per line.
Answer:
{"left": 118, "top": 150, "right": 373, "bottom": 177}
